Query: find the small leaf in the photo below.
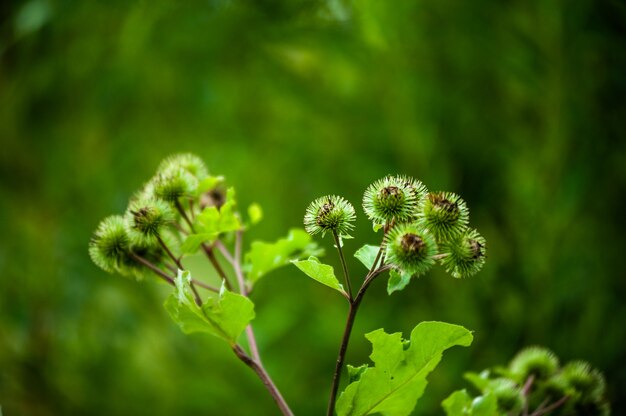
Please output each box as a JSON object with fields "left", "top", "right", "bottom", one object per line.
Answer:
{"left": 181, "top": 233, "right": 215, "bottom": 254}
{"left": 197, "top": 175, "right": 224, "bottom": 193}
{"left": 248, "top": 203, "right": 263, "bottom": 225}
{"left": 464, "top": 371, "right": 491, "bottom": 392}
{"left": 387, "top": 269, "right": 411, "bottom": 295}
{"left": 470, "top": 394, "right": 498, "bottom": 416}
{"left": 244, "top": 229, "right": 323, "bottom": 285}
{"left": 373, "top": 223, "right": 384, "bottom": 232}
{"left": 442, "top": 389, "right": 472, "bottom": 415}
{"left": 336, "top": 321, "right": 473, "bottom": 416}
{"left": 164, "top": 272, "right": 254, "bottom": 344}
{"left": 354, "top": 244, "right": 380, "bottom": 270}
{"left": 292, "top": 256, "right": 346, "bottom": 296}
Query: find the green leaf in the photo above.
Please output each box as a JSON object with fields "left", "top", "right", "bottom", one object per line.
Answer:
{"left": 336, "top": 321, "right": 473, "bottom": 416}
{"left": 442, "top": 389, "right": 472, "bottom": 415}
{"left": 470, "top": 394, "right": 498, "bottom": 416}
{"left": 181, "top": 188, "right": 241, "bottom": 254}
{"left": 197, "top": 175, "right": 224, "bottom": 193}
{"left": 292, "top": 256, "right": 346, "bottom": 296}
{"left": 354, "top": 244, "right": 380, "bottom": 270}
{"left": 248, "top": 203, "right": 263, "bottom": 225}
{"left": 244, "top": 228, "right": 323, "bottom": 285}
{"left": 464, "top": 371, "right": 491, "bottom": 392}
{"left": 164, "top": 270, "right": 254, "bottom": 344}
{"left": 387, "top": 269, "right": 411, "bottom": 295}
{"left": 180, "top": 233, "right": 214, "bottom": 254}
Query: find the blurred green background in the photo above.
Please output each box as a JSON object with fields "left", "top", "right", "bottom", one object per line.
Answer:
{"left": 1, "top": 0, "right": 625, "bottom": 414}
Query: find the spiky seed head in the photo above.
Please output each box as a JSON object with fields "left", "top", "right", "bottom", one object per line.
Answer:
{"left": 363, "top": 176, "right": 417, "bottom": 223}
{"left": 152, "top": 168, "right": 198, "bottom": 202}
{"left": 509, "top": 346, "right": 559, "bottom": 382}
{"left": 417, "top": 191, "right": 469, "bottom": 242}
{"left": 440, "top": 228, "right": 486, "bottom": 278}
{"left": 158, "top": 153, "right": 209, "bottom": 179}
{"left": 560, "top": 361, "right": 606, "bottom": 403}
{"left": 488, "top": 379, "right": 525, "bottom": 414}
{"left": 125, "top": 197, "right": 175, "bottom": 243}
{"left": 304, "top": 195, "right": 356, "bottom": 236}
{"left": 386, "top": 224, "right": 437, "bottom": 277}
{"left": 398, "top": 175, "right": 429, "bottom": 206}
{"left": 89, "top": 215, "right": 131, "bottom": 273}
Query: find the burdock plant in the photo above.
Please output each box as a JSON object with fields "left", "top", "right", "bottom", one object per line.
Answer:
{"left": 89, "top": 156, "right": 607, "bottom": 416}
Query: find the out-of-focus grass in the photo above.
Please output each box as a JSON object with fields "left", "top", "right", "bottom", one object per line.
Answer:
{"left": 1, "top": 0, "right": 625, "bottom": 414}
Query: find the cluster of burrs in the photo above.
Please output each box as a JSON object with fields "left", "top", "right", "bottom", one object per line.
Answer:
{"left": 89, "top": 154, "right": 220, "bottom": 280}
{"left": 457, "top": 346, "right": 609, "bottom": 415}
{"left": 304, "top": 175, "right": 486, "bottom": 279}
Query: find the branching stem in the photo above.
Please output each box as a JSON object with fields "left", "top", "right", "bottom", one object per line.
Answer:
{"left": 233, "top": 344, "right": 294, "bottom": 416}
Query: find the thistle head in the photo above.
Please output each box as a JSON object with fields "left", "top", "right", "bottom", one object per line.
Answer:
{"left": 386, "top": 224, "right": 437, "bottom": 277}
{"left": 509, "top": 346, "right": 559, "bottom": 382}
{"left": 488, "top": 378, "right": 525, "bottom": 414}
{"left": 398, "top": 175, "right": 428, "bottom": 205}
{"left": 125, "top": 197, "right": 175, "bottom": 243}
{"left": 363, "top": 176, "right": 417, "bottom": 223}
{"left": 152, "top": 168, "right": 198, "bottom": 202}
{"left": 560, "top": 361, "right": 606, "bottom": 403}
{"left": 89, "top": 215, "right": 131, "bottom": 273}
{"left": 158, "top": 153, "right": 209, "bottom": 179}
{"left": 418, "top": 191, "right": 469, "bottom": 241}
{"left": 440, "top": 228, "right": 486, "bottom": 278}
{"left": 304, "top": 195, "right": 355, "bottom": 237}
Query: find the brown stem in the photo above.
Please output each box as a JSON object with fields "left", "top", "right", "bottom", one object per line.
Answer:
{"left": 191, "top": 278, "right": 219, "bottom": 293}
{"left": 157, "top": 235, "right": 183, "bottom": 270}
{"left": 233, "top": 231, "right": 261, "bottom": 362}
{"left": 530, "top": 396, "right": 569, "bottom": 416}
{"left": 129, "top": 252, "right": 175, "bottom": 286}
{"left": 332, "top": 230, "right": 353, "bottom": 301}
{"left": 326, "top": 264, "right": 393, "bottom": 416}
{"left": 233, "top": 345, "right": 294, "bottom": 416}
{"left": 202, "top": 243, "right": 233, "bottom": 291}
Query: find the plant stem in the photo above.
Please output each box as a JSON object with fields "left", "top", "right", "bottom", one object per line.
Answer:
{"left": 233, "top": 344, "right": 294, "bottom": 416}
{"left": 233, "top": 230, "right": 261, "bottom": 362}
{"left": 326, "top": 264, "right": 393, "bottom": 416}
{"left": 332, "top": 230, "right": 353, "bottom": 301}
{"left": 158, "top": 235, "right": 183, "bottom": 269}
{"left": 530, "top": 396, "right": 569, "bottom": 416}
{"left": 129, "top": 252, "right": 175, "bottom": 285}
{"left": 202, "top": 243, "right": 233, "bottom": 291}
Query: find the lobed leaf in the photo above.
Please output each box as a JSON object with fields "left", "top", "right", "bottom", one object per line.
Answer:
{"left": 291, "top": 256, "right": 346, "bottom": 296}
{"left": 164, "top": 270, "right": 254, "bottom": 344}
{"left": 244, "top": 228, "right": 323, "bottom": 285}
{"left": 336, "top": 321, "right": 473, "bottom": 416}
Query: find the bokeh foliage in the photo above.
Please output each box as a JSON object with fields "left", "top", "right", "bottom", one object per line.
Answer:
{"left": 1, "top": 0, "right": 625, "bottom": 414}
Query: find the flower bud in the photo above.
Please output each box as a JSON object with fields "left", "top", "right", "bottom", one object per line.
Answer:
{"left": 125, "top": 197, "right": 175, "bottom": 242}
{"left": 560, "top": 361, "right": 606, "bottom": 404}
{"left": 363, "top": 176, "right": 417, "bottom": 223}
{"left": 418, "top": 192, "right": 469, "bottom": 241}
{"left": 304, "top": 195, "right": 356, "bottom": 237}
{"left": 509, "top": 346, "right": 559, "bottom": 382}
{"left": 152, "top": 168, "right": 198, "bottom": 202}
{"left": 386, "top": 224, "right": 437, "bottom": 277}
{"left": 440, "top": 228, "right": 486, "bottom": 278}
{"left": 488, "top": 379, "right": 524, "bottom": 414}
{"left": 158, "top": 153, "right": 209, "bottom": 179}
{"left": 89, "top": 215, "right": 131, "bottom": 273}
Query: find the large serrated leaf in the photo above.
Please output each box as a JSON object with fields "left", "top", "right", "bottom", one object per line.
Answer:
{"left": 244, "top": 228, "right": 323, "bottom": 285}
{"left": 164, "top": 270, "right": 254, "bottom": 344}
{"left": 336, "top": 321, "right": 473, "bottom": 416}
{"left": 292, "top": 256, "right": 346, "bottom": 296}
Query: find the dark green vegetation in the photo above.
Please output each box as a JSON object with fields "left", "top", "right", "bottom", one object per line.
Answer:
{"left": 1, "top": 0, "right": 624, "bottom": 415}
